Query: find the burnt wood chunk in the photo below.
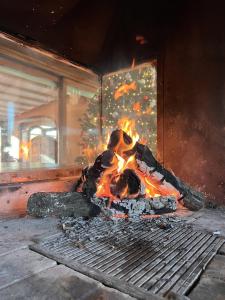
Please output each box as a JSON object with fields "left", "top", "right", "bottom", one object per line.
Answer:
{"left": 107, "top": 129, "right": 132, "bottom": 151}
{"left": 134, "top": 142, "right": 205, "bottom": 210}
{"left": 27, "top": 192, "right": 101, "bottom": 218}
{"left": 110, "top": 169, "right": 141, "bottom": 198}
{"left": 72, "top": 149, "right": 115, "bottom": 198}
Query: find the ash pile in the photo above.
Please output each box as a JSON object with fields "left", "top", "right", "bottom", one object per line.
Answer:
{"left": 60, "top": 216, "right": 184, "bottom": 246}
{"left": 92, "top": 196, "right": 177, "bottom": 218}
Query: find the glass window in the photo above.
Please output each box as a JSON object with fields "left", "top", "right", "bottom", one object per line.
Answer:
{"left": 0, "top": 57, "right": 59, "bottom": 171}
{"left": 65, "top": 84, "right": 100, "bottom": 167}
{"left": 102, "top": 63, "right": 157, "bottom": 154}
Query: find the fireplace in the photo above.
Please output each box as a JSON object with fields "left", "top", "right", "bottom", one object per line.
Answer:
{"left": 0, "top": 1, "right": 225, "bottom": 299}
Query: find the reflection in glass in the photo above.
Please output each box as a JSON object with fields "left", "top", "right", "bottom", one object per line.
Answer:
{"left": 0, "top": 58, "right": 59, "bottom": 171}
{"left": 65, "top": 85, "right": 100, "bottom": 167}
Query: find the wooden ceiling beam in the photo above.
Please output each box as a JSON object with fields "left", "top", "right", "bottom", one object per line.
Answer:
{"left": 0, "top": 81, "right": 58, "bottom": 98}
{"left": 0, "top": 92, "right": 54, "bottom": 106}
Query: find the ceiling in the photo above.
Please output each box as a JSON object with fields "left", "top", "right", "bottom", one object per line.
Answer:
{"left": 0, "top": 63, "right": 57, "bottom": 120}
{"left": 0, "top": 0, "right": 184, "bottom": 74}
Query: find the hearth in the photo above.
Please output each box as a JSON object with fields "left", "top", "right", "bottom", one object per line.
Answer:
{"left": 30, "top": 216, "right": 224, "bottom": 299}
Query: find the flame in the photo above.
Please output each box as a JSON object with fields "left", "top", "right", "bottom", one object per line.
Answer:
{"left": 94, "top": 117, "right": 181, "bottom": 201}
{"left": 20, "top": 142, "right": 31, "bottom": 161}
{"left": 114, "top": 82, "right": 137, "bottom": 100}
{"left": 131, "top": 58, "right": 136, "bottom": 68}
{"left": 81, "top": 129, "right": 112, "bottom": 165}
{"left": 115, "top": 153, "right": 125, "bottom": 173}
{"left": 117, "top": 117, "right": 139, "bottom": 147}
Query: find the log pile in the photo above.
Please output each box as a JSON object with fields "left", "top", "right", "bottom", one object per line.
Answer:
{"left": 27, "top": 129, "right": 205, "bottom": 218}
{"left": 73, "top": 129, "right": 205, "bottom": 211}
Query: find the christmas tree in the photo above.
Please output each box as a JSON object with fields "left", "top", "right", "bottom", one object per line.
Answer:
{"left": 76, "top": 62, "right": 157, "bottom": 166}
{"left": 75, "top": 90, "right": 101, "bottom": 167}
{"left": 102, "top": 62, "right": 157, "bottom": 150}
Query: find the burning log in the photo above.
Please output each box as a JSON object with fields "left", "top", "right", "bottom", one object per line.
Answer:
{"left": 28, "top": 119, "right": 203, "bottom": 218}
{"left": 110, "top": 169, "right": 141, "bottom": 199}
{"left": 133, "top": 142, "right": 204, "bottom": 210}
{"left": 27, "top": 192, "right": 101, "bottom": 218}
{"left": 72, "top": 150, "right": 115, "bottom": 198}
{"left": 74, "top": 128, "right": 205, "bottom": 211}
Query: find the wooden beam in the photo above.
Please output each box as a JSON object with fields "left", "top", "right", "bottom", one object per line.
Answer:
{"left": 0, "top": 32, "right": 99, "bottom": 90}
{"left": 0, "top": 73, "right": 58, "bottom": 95}
{"left": 0, "top": 100, "right": 35, "bottom": 110}
{"left": 0, "top": 90, "right": 55, "bottom": 104}
{"left": 0, "top": 82, "right": 58, "bottom": 98}
{"left": 0, "top": 93, "right": 53, "bottom": 106}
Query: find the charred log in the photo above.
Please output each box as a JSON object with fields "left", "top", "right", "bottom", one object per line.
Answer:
{"left": 72, "top": 149, "right": 115, "bottom": 198}
{"left": 27, "top": 192, "right": 101, "bottom": 218}
{"left": 110, "top": 169, "right": 141, "bottom": 198}
{"left": 134, "top": 142, "right": 204, "bottom": 210}
{"left": 107, "top": 129, "right": 132, "bottom": 151}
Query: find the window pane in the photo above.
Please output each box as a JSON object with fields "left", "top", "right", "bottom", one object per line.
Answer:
{"left": 0, "top": 57, "right": 59, "bottom": 171}
{"left": 102, "top": 63, "right": 157, "bottom": 154}
{"left": 65, "top": 84, "right": 100, "bottom": 167}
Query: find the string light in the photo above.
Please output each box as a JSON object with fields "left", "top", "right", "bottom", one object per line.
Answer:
{"left": 75, "top": 65, "right": 157, "bottom": 166}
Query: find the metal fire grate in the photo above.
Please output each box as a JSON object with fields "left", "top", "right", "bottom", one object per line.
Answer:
{"left": 30, "top": 223, "right": 224, "bottom": 299}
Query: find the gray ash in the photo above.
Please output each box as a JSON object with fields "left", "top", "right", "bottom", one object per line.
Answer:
{"left": 91, "top": 195, "right": 177, "bottom": 218}
{"left": 59, "top": 215, "right": 184, "bottom": 246}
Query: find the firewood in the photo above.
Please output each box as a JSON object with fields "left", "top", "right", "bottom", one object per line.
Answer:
{"left": 27, "top": 192, "right": 101, "bottom": 218}
{"left": 134, "top": 142, "right": 204, "bottom": 210}
{"left": 72, "top": 149, "right": 115, "bottom": 198}
{"left": 110, "top": 169, "right": 141, "bottom": 198}
{"left": 74, "top": 130, "right": 205, "bottom": 211}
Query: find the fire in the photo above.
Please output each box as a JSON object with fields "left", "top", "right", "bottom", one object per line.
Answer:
{"left": 94, "top": 117, "right": 180, "bottom": 201}
{"left": 20, "top": 142, "right": 31, "bottom": 161}
{"left": 115, "top": 153, "right": 125, "bottom": 173}
{"left": 117, "top": 117, "right": 139, "bottom": 148}
{"left": 131, "top": 58, "right": 136, "bottom": 68}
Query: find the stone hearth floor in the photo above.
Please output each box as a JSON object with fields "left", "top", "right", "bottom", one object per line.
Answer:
{"left": 0, "top": 208, "right": 224, "bottom": 300}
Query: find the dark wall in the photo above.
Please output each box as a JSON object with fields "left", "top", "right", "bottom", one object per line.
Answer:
{"left": 162, "top": 1, "right": 225, "bottom": 204}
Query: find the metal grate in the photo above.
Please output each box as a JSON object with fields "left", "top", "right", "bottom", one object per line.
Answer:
{"left": 30, "top": 223, "right": 224, "bottom": 299}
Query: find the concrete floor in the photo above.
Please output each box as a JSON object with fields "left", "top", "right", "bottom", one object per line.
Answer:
{"left": 0, "top": 209, "right": 224, "bottom": 299}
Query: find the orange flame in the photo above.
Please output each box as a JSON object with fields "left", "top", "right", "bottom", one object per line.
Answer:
{"left": 95, "top": 117, "right": 181, "bottom": 201}
{"left": 82, "top": 131, "right": 111, "bottom": 165}
{"left": 118, "top": 117, "right": 139, "bottom": 146}
{"left": 20, "top": 142, "right": 31, "bottom": 161}
{"left": 114, "top": 82, "right": 137, "bottom": 100}
{"left": 131, "top": 58, "right": 136, "bottom": 68}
